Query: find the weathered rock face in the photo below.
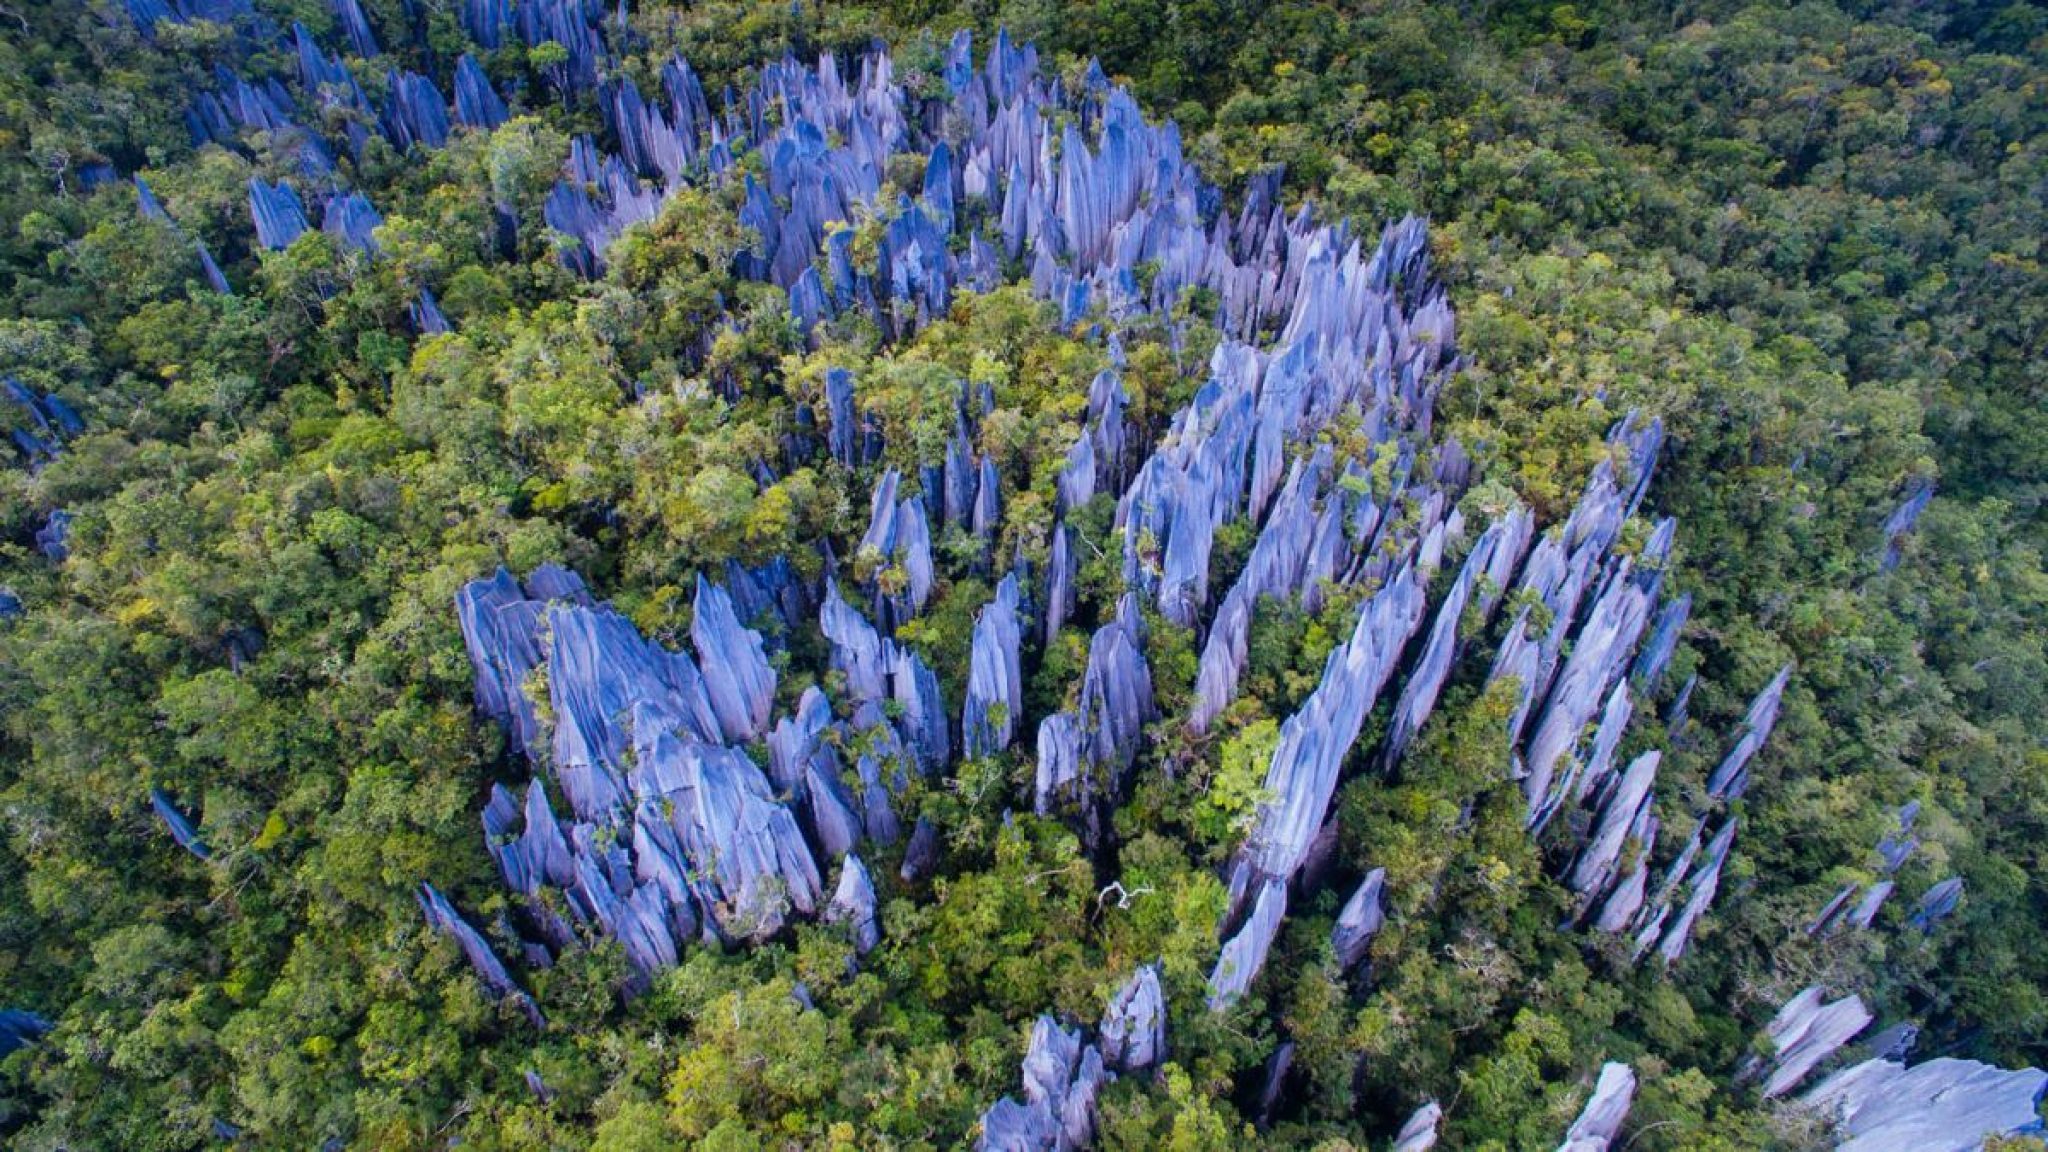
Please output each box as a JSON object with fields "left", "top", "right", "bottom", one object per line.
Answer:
{"left": 692, "top": 575, "right": 777, "bottom": 743}
{"left": 1557, "top": 1062, "right": 1636, "bottom": 1152}
{"left": 325, "top": 30, "right": 1822, "bottom": 1130}
{"left": 822, "top": 578, "right": 893, "bottom": 703}
{"left": 1567, "top": 752, "right": 1660, "bottom": 917}
{"left": 247, "top": 178, "right": 308, "bottom": 249}
{"left": 1809, "top": 801, "right": 1921, "bottom": 936}
{"left": 1878, "top": 478, "right": 1934, "bottom": 572}
{"left": 964, "top": 574, "right": 1026, "bottom": 759}
{"left": 1758, "top": 987, "right": 1873, "bottom": 1099}
{"left": 455, "top": 568, "right": 556, "bottom": 758}
{"left": 1331, "top": 868, "right": 1387, "bottom": 973}
{"left": 1632, "top": 817, "right": 1737, "bottom": 964}
{"left": 825, "top": 854, "right": 881, "bottom": 956}
{"left": 977, "top": 1016, "right": 1112, "bottom": 1152}
{"left": 453, "top": 568, "right": 833, "bottom": 973}
{"left": 1706, "top": 663, "right": 1792, "bottom": 801}
{"left": 416, "top": 883, "right": 542, "bottom": 1026}
{"left": 1236, "top": 561, "right": 1428, "bottom": 888}
{"left": 1523, "top": 525, "right": 1671, "bottom": 828}
{"left": 1208, "top": 877, "right": 1286, "bottom": 1010}
{"left": 637, "top": 732, "right": 825, "bottom": 940}
{"left": 1100, "top": 965, "right": 1166, "bottom": 1073}
{"left": 1909, "top": 877, "right": 1964, "bottom": 933}
{"left": 978, "top": 963, "right": 1168, "bottom": 1147}
{"left": 893, "top": 647, "right": 950, "bottom": 775}
{"left": 1078, "top": 594, "right": 1154, "bottom": 776}
{"left": 1385, "top": 507, "right": 1531, "bottom": 762}
{"left": 1803, "top": 1056, "right": 2048, "bottom": 1152}
{"left": 1393, "top": 1100, "right": 1443, "bottom": 1152}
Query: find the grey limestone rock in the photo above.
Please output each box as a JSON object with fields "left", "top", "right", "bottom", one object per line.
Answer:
{"left": 417, "top": 882, "right": 543, "bottom": 1026}
{"left": 1331, "top": 867, "right": 1387, "bottom": 972}
{"left": 1207, "top": 877, "right": 1286, "bottom": 1010}
{"left": 1100, "top": 964, "right": 1166, "bottom": 1072}
{"left": 1557, "top": 1061, "right": 1635, "bottom": 1152}
{"left": 1803, "top": 1055, "right": 2048, "bottom": 1152}
{"left": 824, "top": 853, "right": 881, "bottom": 956}
{"left": 693, "top": 575, "right": 777, "bottom": 743}
{"left": 1760, "top": 986, "right": 1873, "bottom": 1099}
{"left": 1706, "top": 663, "right": 1792, "bottom": 801}
{"left": 1394, "top": 1100, "right": 1443, "bottom": 1152}
{"left": 964, "top": 574, "right": 1026, "bottom": 759}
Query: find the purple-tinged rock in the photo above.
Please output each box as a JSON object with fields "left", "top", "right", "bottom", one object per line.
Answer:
{"left": 1568, "top": 751, "right": 1659, "bottom": 912}
{"left": 964, "top": 573, "right": 1025, "bottom": 759}
{"left": 1394, "top": 1100, "right": 1443, "bottom": 1152}
{"left": 1804, "top": 1055, "right": 2048, "bottom": 1152}
{"left": 247, "top": 178, "right": 308, "bottom": 250}
{"left": 1630, "top": 593, "right": 1689, "bottom": 690}
{"left": 1331, "top": 867, "right": 1386, "bottom": 972}
{"left": 1759, "top": 986, "right": 1873, "bottom": 1099}
{"left": 1077, "top": 593, "right": 1154, "bottom": 775}
{"left": 1208, "top": 877, "right": 1285, "bottom": 1010}
{"left": 322, "top": 191, "right": 383, "bottom": 255}
{"left": 417, "top": 882, "right": 543, "bottom": 1025}
{"left": 1034, "top": 712, "right": 1084, "bottom": 815}
{"left": 1559, "top": 1062, "right": 1636, "bottom": 1152}
{"left": 454, "top": 54, "right": 509, "bottom": 129}
{"left": 900, "top": 817, "right": 940, "bottom": 883}
{"left": 633, "top": 731, "right": 822, "bottom": 939}
{"left": 1707, "top": 663, "right": 1792, "bottom": 801}
{"left": 455, "top": 569, "right": 547, "bottom": 758}
{"left": 1100, "top": 965, "right": 1165, "bottom": 1072}
{"left": 824, "top": 854, "right": 881, "bottom": 955}
{"left": 1909, "top": 877, "right": 1963, "bottom": 933}
{"left": 822, "top": 579, "right": 892, "bottom": 702}
{"left": 692, "top": 575, "right": 777, "bottom": 743}
{"left": 1879, "top": 478, "right": 1934, "bottom": 572}
{"left": 331, "top": 0, "right": 377, "bottom": 56}
{"left": 1044, "top": 522, "right": 1075, "bottom": 645}
{"left": 1647, "top": 818, "right": 1736, "bottom": 964}
{"left": 1240, "top": 562, "right": 1426, "bottom": 884}
{"left": 892, "top": 646, "right": 950, "bottom": 774}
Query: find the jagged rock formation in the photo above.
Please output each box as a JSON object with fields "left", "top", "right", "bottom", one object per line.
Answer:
{"left": 824, "top": 854, "right": 881, "bottom": 957}
{"left": 1632, "top": 816, "right": 1738, "bottom": 964}
{"left": 150, "top": 788, "right": 212, "bottom": 861}
{"left": 978, "top": 967, "right": 1168, "bottom": 1151}
{"left": 1558, "top": 1062, "right": 1636, "bottom": 1152}
{"left": 1100, "top": 965, "right": 1166, "bottom": 1073}
{"left": 1208, "top": 877, "right": 1286, "bottom": 1010}
{"left": 1706, "top": 663, "right": 1792, "bottom": 802}
{"left": 964, "top": 574, "right": 1025, "bottom": 759}
{"left": 1809, "top": 801, "right": 1919, "bottom": 936}
{"left": 456, "top": 568, "right": 833, "bottom": 973}
{"left": 1803, "top": 1056, "right": 2048, "bottom": 1152}
{"left": 691, "top": 575, "right": 777, "bottom": 743}
{"left": 155, "top": 18, "right": 1779, "bottom": 1128}
{"left": 1878, "top": 478, "right": 1934, "bottom": 572}
{"left": 1231, "top": 560, "right": 1428, "bottom": 898}
{"left": 1567, "top": 752, "right": 1659, "bottom": 920}
{"left": 1756, "top": 987, "right": 1873, "bottom": 1099}
{"left": 416, "top": 882, "right": 542, "bottom": 1026}
{"left": 1331, "top": 868, "right": 1387, "bottom": 973}
{"left": 1909, "top": 876, "right": 1964, "bottom": 933}
{"left": 1393, "top": 1100, "right": 1443, "bottom": 1152}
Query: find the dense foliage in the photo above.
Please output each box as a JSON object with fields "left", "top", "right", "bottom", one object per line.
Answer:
{"left": 0, "top": 1, "right": 2043, "bottom": 1149}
